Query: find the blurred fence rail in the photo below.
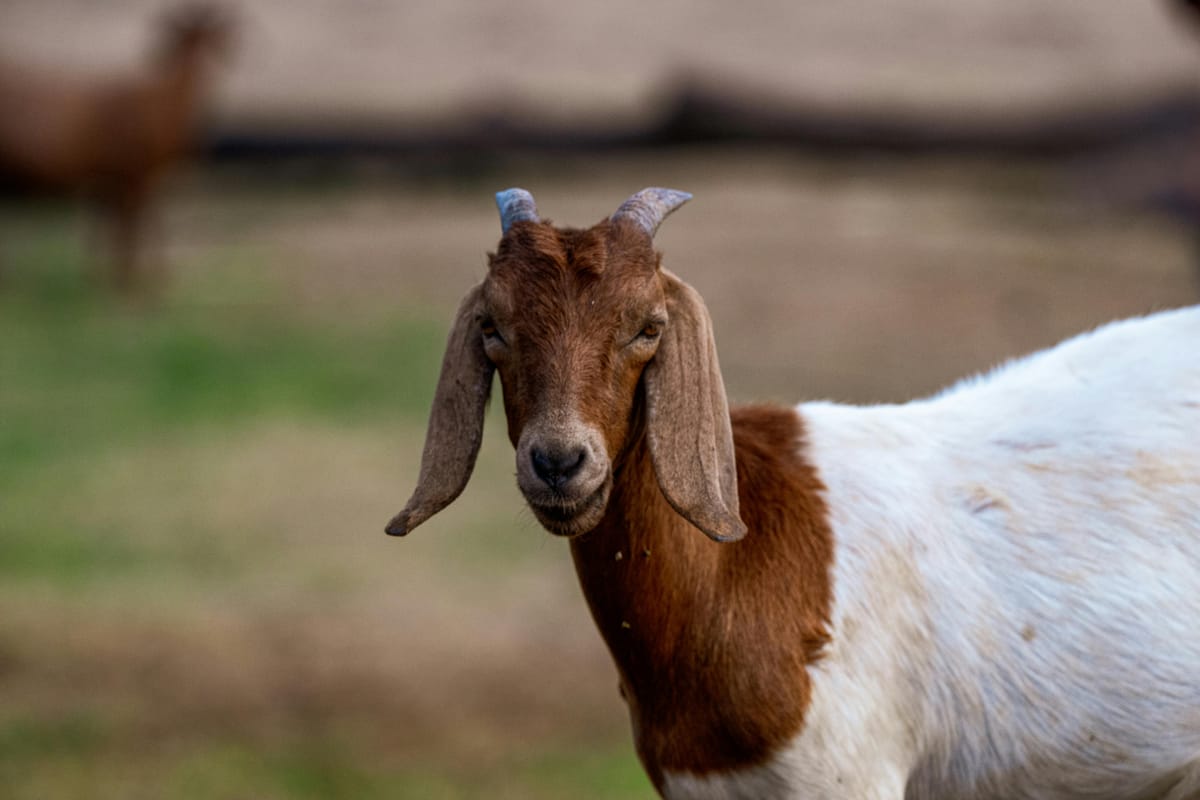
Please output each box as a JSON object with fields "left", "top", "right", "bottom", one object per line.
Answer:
{"left": 205, "top": 78, "right": 1200, "bottom": 165}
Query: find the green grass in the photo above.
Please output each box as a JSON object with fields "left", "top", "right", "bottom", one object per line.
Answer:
{"left": 0, "top": 295, "right": 445, "bottom": 471}
{"left": 0, "top": 254, "right": 447, "bottom": 585}
{"left": 0, "top": 714, "right": 651, "bottom": 800}
{"left": 166, "top": 743, "right": 651, "bottom": 800}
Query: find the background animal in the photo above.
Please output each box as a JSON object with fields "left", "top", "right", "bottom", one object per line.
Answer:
{"left": 0, "top": 4, "right": 232, "bottom": 292}
{"left": 389, "top": 188, "right": 1200, "bottom": 799}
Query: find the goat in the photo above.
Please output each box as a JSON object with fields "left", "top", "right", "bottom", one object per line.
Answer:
{"left": 386, "top": 187, "right": 1200, "bottom": 799}
{"left": 0, "top": 5, "right": 232, "bottom": 292}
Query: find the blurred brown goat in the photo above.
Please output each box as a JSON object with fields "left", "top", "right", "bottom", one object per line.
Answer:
{"left": 0, "top": 5, "right": 233, "bottom": 292}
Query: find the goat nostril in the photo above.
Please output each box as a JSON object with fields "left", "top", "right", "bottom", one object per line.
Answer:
{"left": 531, "top": 449, "right": 554, "bottom": 483}
{"left": 561, "top": 449, "right": 586, "bottom": 480}
{"left": 531, "top": 446, "right": 588, "bottom": 488}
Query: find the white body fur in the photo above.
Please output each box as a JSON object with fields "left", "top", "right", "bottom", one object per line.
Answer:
{"left": 666, "top": 306, "right": 1200, "bottom": 799}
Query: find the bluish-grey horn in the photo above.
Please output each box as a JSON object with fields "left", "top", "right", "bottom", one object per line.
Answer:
{"left": 610, "top": 188, "right": 693, "bottom": 237}
{"left": 496, "top": 188, "right": 540, "bottom": 234}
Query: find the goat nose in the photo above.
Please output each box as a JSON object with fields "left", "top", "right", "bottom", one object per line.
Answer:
{"left": 531, "top": 446, "right": 587, "bottom": 489}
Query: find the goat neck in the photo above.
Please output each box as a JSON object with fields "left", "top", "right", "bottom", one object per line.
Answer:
{"left": 570, "top": 404, "right": 836, "bottom": 791}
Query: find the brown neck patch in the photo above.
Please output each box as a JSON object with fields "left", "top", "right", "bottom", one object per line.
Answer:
{"left": 570, "top": 404, "right": 834, "bottom": 789}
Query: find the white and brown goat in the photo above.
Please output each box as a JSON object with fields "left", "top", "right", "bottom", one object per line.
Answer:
{"left": 388, "top": 188, "right": 1200, "bottom": 799}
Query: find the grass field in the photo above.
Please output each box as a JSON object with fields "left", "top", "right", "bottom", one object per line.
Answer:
{"left": 0, "top": 150, "right": 1195, "bottom": 798}
{"left": 0, "top": 183, "right": 653, "bottom": 798}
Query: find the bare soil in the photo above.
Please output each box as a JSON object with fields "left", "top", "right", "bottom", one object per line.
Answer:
{"left": 3, "top": 0, "right": 1200, "bottom": 128}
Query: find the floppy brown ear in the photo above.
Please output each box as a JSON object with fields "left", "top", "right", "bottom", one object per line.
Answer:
{"left": 643, "top": 270, "right": 747, "bottom": 542}
{"left": 386, "top": 285, "right": 493, "bottom": 536}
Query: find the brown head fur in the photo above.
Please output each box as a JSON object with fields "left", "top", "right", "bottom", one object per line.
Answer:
{"left": 389, "top": 188, "right": 744, "bottom": 542}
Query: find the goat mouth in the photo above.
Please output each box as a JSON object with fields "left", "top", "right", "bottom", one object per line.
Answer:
{"left": 527, "top": 480, "right": 611, "bottom": 538}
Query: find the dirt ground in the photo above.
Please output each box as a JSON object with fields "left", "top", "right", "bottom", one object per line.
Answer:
{"left": 3, "top": 0, "right": 1200, "bottom": 129}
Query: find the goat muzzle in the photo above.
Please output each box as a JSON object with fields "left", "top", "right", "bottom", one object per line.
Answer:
{"left": 516, "top": 424, "right": 612, "bottom": 537}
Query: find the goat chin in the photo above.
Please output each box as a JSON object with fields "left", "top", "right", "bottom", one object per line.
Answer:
{"left": 523, "top": 479, "right": 612, "bottom": 538}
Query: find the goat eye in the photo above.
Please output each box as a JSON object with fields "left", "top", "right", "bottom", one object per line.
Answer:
{"left": 625, "top": 319, "right": 666, "bottom": 349}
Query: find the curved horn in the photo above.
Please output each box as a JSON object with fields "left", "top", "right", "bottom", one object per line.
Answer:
{"left": 610, "top": 188, "right": 692, "bottom": 237}
{"left": 496, "top": 188, "right": 540, "bottom": 234}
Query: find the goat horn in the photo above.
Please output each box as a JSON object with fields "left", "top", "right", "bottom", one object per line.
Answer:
{"left": 610, "top": 188, "right": 693, "bottom": 237}
{"left": 496, "top": 188, "right": 540, "bottom": 234}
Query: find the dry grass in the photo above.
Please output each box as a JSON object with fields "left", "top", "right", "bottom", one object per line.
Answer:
{"left": 173, "top": 150, "right": 1198, "bottom": 402}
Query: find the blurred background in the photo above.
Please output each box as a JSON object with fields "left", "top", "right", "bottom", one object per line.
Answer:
{"left": 2, "top": 1, "right": 1200, "bottom": 797}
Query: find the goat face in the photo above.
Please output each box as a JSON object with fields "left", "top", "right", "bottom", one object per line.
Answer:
{"left": 482, "top": 217, "right": 668, "bottom": 536}
{"left": 386, "top": 189, "right": 746, "bottom": 543}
